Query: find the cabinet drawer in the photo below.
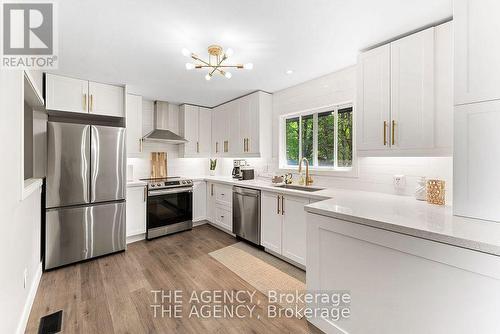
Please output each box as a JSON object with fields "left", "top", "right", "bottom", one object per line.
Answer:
{"left": 215, "top": 206, "right": 232, "bottom": 231}
{"left": 215, "top": 184, "right": 232, "bottom": 207}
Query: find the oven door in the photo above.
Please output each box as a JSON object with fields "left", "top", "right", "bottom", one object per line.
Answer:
{"left": 147, "top": 187, "right": 193, "bottom": 239}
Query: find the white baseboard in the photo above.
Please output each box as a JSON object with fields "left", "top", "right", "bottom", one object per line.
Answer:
{"left": 126, "top": 233, "right": 146, "bottom": 244}
{"left": 193, "top": 219, "right": 208, "bottom": 227}
{"left": 16, "top": 262, "right": 42, "bottom": 334}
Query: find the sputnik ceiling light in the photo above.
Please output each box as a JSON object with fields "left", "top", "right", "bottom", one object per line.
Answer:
{"left": 182, "top": 45, "right": 253, "bottom": 80}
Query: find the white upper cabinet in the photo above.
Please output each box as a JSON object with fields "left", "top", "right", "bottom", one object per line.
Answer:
{"left": 198, "top": 107, "right": 212, "bottom": 155}
{"left": 357, "top": 23, "right": 452, "bottom": 156}
{"left": 88, "top": 81, "right": 125, "bottom": 117}
{"left": 239, "top": 93, "right": 261, "bottom": 155}
{"left": 179, "top": 104, "right": 199, "bottom": 156}
{"left": 356, "top": 45, "right": 391, "bottom": 151}
{"left": 228, "top": 100, "right": 241, "bottom": 156}
{"left": 126, "top": 93, "right": 143, "bottom": 155}
{"left": 211, "top": 91, "right": 272, "bottom": 158}
{"left": 45, "top": 73, "right": 125, "bottom": 117}
{"left": 45, "top": 74, "right": 89, "bottom": 113}
{"left": 455, "top": 0, "right": 500, "bottom": 105}
{"left": 390, "top": 27, "right": 435, "bottom": 150}
{"left": 179, "top": 105, "right": 212, "bottom": 157}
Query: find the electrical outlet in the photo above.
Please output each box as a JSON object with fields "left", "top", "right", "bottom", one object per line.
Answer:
{"left": 23, "top": 268, "right": 28, "bottom": 289}
{"left": 393, "top": 174, "right": 406, "bottom": 190}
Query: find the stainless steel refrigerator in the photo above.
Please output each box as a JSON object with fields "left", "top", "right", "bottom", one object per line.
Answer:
{"left": 45, "top": 121, "right": 126, "bottom": 270}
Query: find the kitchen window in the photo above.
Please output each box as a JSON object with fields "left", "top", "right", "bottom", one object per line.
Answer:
{"left": 280, "top": 103, "right": 355, "bottom": 175}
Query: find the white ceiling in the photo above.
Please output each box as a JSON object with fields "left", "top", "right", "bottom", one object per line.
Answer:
{"left": 53, "top": 0, "right": 452, "bottom": 107}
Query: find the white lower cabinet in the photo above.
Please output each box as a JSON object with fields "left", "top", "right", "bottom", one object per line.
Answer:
{"left": 282, "top": 196, "right": 309, "bottom": 265}
{"left": 207, "top": 182, "right": 216, "bottom": 223}
{"left": 215, "top": 183, "right": 232, "bottom": 207}
{"left": 126, "top": 186, "right": 146, "bottom": 239}
{"left": 192, "top": 181, "right": 206, "bottom": 222}
{"left": 215, "top": 206, "right": 232, "bottom": 231}
{"left": 307, "top": 213, "right": 500, "bottom": 334}
{"left": 261, "top": 191, "right": 309, "bottom": 266}
{"left": 261, "top": 192, "right": 283, "bottom": 254}
{"left": 207, "top": 182, "right": 233, "bottom": 233}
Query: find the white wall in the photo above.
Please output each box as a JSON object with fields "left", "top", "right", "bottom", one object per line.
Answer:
{"left": 271, "top": 66, "right": 453, "bottom": 202}
{"left": 0, "top": 70, "right": 43, "bottom": 334}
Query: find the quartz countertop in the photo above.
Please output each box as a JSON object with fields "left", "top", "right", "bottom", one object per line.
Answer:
{"left": 187, "top": 175, "right": 500, "bottom": 256}
{"left": 304, "top": 189, "right": 500, "bottom": 256}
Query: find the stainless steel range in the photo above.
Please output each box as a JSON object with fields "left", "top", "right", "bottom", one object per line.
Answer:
{"left": 143, "top": 177, "right": 193, "bottom": 239}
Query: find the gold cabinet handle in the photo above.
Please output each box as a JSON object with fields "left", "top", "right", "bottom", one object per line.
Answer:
{"left": 143, "top": 186, "right": 147, "bottom": 202}
{"left": 243, "top": 138, "right": 246, "bottom": 152}
{"left": 216, "top": 142, "right": 218, "bottom": 153}
{"left": 246, "top": 138, "right": 249, "bottom": 152}
{"left": 90, "top": 94, "right": 94, "bottom": 112}
{"left": 139, "top": 138, "right": 143, "bottom": 152}
{"left": 383, "top": 121, "right": 387, "bottom": 146}
{"left": 277, "top": 195, "right": 280, "bottom": 214}
{"left": 211, "top": 184, "right": 214, "bottom": 196}
{"left": 391, "top": 120, "right": 396, "bottom": 145}
{"left": 197, "top": 141, "right": 199, "bottom": 153}
{"left": 281, "top": 195, "right": 285, "bottom": 215}
{"left": 83, "top": 93, "right": 87, "bottom": 111}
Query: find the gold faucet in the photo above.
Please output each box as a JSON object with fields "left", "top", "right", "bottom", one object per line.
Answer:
{"left": 298, "top": 157, "right": 313, "bottom": 186}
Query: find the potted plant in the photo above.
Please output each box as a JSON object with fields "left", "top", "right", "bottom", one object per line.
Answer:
{"left": 209, "top": 159, "right": 217, "bottom": 176}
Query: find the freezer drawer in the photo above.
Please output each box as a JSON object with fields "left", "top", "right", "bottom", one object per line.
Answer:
{"left": 46, "top": 122, "right": 91, "bottom": 208}
{"left": 91, "top": 125, "right": 126, "bottom": 203}
{"left": 45, "top": 202, "right": 126, "bottom": 270}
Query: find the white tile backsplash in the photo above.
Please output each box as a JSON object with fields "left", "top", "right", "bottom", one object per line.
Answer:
{"left": 130, "top": 67, "right": 453, "bottom": 203}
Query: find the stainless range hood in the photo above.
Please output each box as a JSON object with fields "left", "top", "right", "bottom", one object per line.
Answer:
{"left": 143, "top": 101, "right": 187, "bottom": 144}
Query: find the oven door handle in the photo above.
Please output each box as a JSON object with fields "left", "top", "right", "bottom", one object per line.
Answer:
{"left": 148, "top": 187, "right": 193, "bottom": 196}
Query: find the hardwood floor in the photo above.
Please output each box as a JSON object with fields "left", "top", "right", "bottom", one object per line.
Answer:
{"left": 26, "top": 224, "right": 322, "bottom": 333}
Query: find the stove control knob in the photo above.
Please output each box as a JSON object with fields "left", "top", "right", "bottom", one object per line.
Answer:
{"left": 150, "top": 184, "right": 155, "bottom": 188}
{"left": 157, "top": 183, "right": 162, "bottom": 187}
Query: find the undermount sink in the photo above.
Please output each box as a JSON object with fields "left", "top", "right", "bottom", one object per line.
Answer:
{"left": 275, "top": 184, "right": 324, "bottom": 192}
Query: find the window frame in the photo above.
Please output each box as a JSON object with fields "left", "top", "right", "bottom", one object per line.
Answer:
{"left": 279, "top": 102, "right": 358, "bottom": 177}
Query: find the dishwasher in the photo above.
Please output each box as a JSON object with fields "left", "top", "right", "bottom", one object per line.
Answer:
{"left": 232, "top": 186, "right": 261, "bottom": 245}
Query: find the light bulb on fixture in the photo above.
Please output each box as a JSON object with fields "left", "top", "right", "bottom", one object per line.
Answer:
{"left": 225, "top": 48, "right": 234, "bottom": 57}
{"left": 224, "top": 72, "right": 232, "bottom": 79}
{"left": 185, "top": 63, "right": 195, "bottom": 70}
{"left": 181, "top": 48, "right": 191, "bottom": 57}
{"left": 243, "top": 63, "right": 253, "bottom": 70}
{"left": 205, "top": 73, "right": 212, "bottom": 81}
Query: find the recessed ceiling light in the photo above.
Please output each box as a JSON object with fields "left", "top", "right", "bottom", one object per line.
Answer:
{"left": 286, "top": 69, "right": 293, "bottom": 75}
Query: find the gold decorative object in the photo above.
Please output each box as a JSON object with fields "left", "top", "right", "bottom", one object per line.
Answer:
{"left": 426, "top": 179, "right": 445, "bottom": 206}
{"left": 151, "top": 152, "right": 167, "bottom": 178}
{"left": 182, "top": 45, "right": 253, "bottom": 80}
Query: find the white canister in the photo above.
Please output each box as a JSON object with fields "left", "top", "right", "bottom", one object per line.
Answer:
{"left": 415, "top": 177, "right": 427, "bottom": 201}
